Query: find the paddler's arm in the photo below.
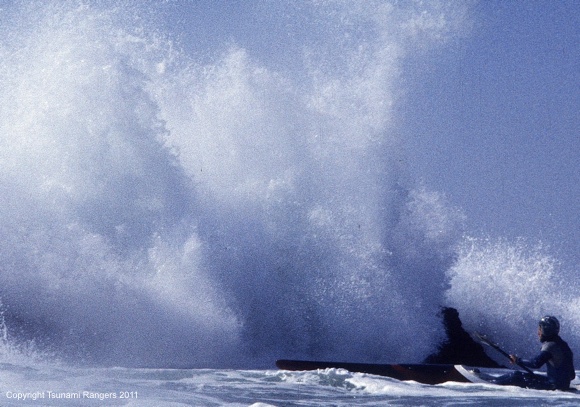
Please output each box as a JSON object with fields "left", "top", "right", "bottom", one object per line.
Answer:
{"left": 509, "top": 351, "right": 552, "bottom": 369}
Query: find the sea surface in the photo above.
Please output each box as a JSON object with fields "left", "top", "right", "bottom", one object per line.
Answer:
{"left": 1, "top": 363, "right": 579, "bottom": 406}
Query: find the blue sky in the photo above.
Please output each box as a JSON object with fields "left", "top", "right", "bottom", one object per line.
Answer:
{"left": 401, "top": 1, "right": 579, "bottom": 267}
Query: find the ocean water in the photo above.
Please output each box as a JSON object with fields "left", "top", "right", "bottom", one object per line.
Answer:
{"left": 0, "top": 1, "right": 578, "bottom": 405}
{"left": 1, "top": 362, "right": 579, "bottom": 406}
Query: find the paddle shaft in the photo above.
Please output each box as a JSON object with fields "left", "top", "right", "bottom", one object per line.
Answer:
{"left": 474, "top": 332, "right": 534, "bottom": 375}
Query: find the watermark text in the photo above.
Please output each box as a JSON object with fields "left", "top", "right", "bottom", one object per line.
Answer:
{"left": 6, "top": 390, "right": 138, "bottom": 401}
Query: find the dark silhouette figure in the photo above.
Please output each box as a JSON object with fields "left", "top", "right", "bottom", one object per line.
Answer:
{"left": 424, "top": 307, "right": 501, "bottom": 367}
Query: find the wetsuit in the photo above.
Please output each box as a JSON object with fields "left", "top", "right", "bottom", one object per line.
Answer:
{"left": 519, "top": 336, "right": 575, "bottom": 390}
{"left": 496, "top": 335, "right": 575, "bottom": 390}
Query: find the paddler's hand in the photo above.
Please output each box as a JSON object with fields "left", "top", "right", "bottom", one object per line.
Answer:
{"left": 509, "top": 354, "right": 519, "bottom": 364}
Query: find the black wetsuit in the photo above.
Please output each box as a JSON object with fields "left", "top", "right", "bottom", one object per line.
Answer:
{"left": 496, "top": 335, "right": 575, "bottom": 390}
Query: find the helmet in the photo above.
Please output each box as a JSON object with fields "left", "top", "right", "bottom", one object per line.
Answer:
{"left": 539, "top": 316, "right": 560, "bottom": 337}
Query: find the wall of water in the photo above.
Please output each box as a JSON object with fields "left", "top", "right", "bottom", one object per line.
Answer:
{"left": 0, "top": 1, "right": 577, "bottom": 368}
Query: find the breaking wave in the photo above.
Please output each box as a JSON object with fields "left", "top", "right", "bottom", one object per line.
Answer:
{"left": 0, "top": 1, "right": 576, "bottom": 368}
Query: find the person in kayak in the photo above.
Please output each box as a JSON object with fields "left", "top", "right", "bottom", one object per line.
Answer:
{"left": 495, "top": 316, "right": 576, "bottom": 390}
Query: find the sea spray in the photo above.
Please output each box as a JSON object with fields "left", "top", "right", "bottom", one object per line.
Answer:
{"left": 158, "top": 1, "right": 467, "bottom": 363}
{"left": 0, "top": 1, "right": 240, "bottom": 367}
{"left": 3, "top": 0, "right": 570, "bottom": 369}
{"left": 446, "top": 237, "right": 580, "bottom": 364}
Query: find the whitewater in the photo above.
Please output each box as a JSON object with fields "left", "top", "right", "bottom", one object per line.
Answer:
{"left": 0, "top": 0, "right": 578, "bottom": 405}
{"left": 1, "top": 363, "right": 579, "bottom": 406}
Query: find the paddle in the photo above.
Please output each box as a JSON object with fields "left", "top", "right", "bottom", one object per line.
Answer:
{"left": 473, "top": 332, "right": 535, "bottom": 375}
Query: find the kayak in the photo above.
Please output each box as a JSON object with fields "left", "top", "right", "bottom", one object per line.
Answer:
{"left": 275, "top": 359, "right": 477, "bottom": 385}
{"left": 455, "top": 365, "right": 580, "bottom": 391}
{"left": 276, "top": 359, "right": 580, "bottom": 390}
{"left": 454, "top": 365, "right": 512, "bottom": 384}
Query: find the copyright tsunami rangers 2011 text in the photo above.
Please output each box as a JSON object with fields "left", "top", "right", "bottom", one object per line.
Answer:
{"left": 6, "top": 390, "right": 138, "bottom": 401}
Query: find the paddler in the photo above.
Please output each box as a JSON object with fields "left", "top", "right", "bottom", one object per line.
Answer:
{"left": 495, "top": 316, "right": 575, "bottom": 390}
